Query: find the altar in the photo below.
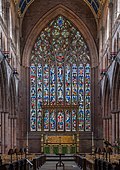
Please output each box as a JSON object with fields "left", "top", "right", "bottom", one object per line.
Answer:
{"left": 43, "top": 135, "right": 77, "bottom": 154}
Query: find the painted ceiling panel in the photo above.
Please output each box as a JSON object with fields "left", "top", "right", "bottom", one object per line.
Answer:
{"left": 16, "top": 0, "right": 105, "bottom": 17}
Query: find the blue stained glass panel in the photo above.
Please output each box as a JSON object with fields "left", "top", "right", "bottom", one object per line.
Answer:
{"left": 43, "top": 64, "right": 49, "bottom": 105}
{"left": 57, "top": 110, "right": 64, "bottom": 131}
{"left": 65, "top": 65, "right": 71, "bottom": 104}
{"left": 85, "top": 64, "right": 91, "bottom": 131}
{"left": 72, "top": 64, "right": 77, "bottom": 105}
{"left": 50, "top": 110, "right": 56, "bottom": 131}
{"left": 57, "top": 64, "right": 64, "bottom": 104}
{"left": 78, "top": 64, "right": 84, "bottom": 131}
{"left": 44, "top": 110, "right": 49, "bottom": 131}
{"left": 30, "top": 15, "right": 91, "bottom": 132}
{"left": 65, "top": 110, "right": 71, "bottom": 131}
{"left": 50, "top": 65, "right": 56, "bottom": 105}
{"left": 37, "top": 65, "right": 42, "bottom": 131}
{"left": 30, "top": 66, "right": 36, "bottom": 131}
{"left": 72, "top": 110, "right": 76, "bottom": 131}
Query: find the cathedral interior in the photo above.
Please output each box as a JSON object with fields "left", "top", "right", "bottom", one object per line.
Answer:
{"left": 0, "top": 0, "right": 120, "bottom": 169}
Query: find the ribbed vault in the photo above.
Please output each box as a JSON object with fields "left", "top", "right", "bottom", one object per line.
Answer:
{"left": 15, "top": 0, "right": 105, "bottom": 18}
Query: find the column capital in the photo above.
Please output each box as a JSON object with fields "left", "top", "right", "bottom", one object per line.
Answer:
{"left": 111, "top": 110, "right": 120, "bottom": 114}
{"left": 8, "top": 115, "right": 17, "bottom": 119}
{"left": 0, "top": 111, "right": 9, "bottom": 114}
{"left": 4, "top": 112, "right": 9, "bottom": 114}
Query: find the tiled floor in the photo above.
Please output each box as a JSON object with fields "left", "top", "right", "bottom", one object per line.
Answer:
{"left": 40, "top": 161, "right": 81, "bottom": 170}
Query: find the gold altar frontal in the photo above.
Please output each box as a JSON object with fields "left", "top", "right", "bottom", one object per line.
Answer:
{"left": 43, "top": 135, "right": 77, "bottom": 154}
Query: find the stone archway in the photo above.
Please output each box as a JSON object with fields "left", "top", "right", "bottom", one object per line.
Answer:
{"left": 8, "top": 76, "right": 17, "bottom": 149}
{"left": 0, "top": 60, "right": 9, "bottom": 153}
{"left": 22, "top": 4, "right": 98, "bottom": 68}
{"left": 20, "top": 4, "right": 100, "bottom": 153}
{"left": 112, "top": 62, "right": 120, "bottom": 111}
{"left": 111, "top": 61, "right": 120, "bottom": 146}
{"left": 103, "top": 75, "right": 112, "bottom": 143}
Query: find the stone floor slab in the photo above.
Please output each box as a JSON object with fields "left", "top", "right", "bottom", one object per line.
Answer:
{"left": 40, "top": 161, "right": 81, "bottom": 170}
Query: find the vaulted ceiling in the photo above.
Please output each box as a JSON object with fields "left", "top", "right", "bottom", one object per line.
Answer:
{"left": 15, "top": 0, "right": 105, "bottom": 18}
{"left": 15, "top": 0, "right": 105, "bottom": 59}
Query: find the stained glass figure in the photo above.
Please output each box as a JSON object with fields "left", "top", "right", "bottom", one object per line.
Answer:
{"left": 50, "top": 110, "right": 56, "bottom": 131}
{"left": 43, "top": 64, "right": 49, "bottom": 105}
{"left": 50, "top": 65, "right": 56, "bottom": 105}
{"left": 37, "top": 64, "right": 42, "bottom": 131}
{"left": 30, "top": 66, "right": 36, "bottom": 131}
{"left": 44, "top": 110, "right": 49, "bottom": 131}
{"left": 85, "top": 64, "right": 91, "bottom": 131}
{"left": 65, "top": 110, "right": 71, "bottom": 131}
{"left": 72, "top": 110, "right": 76, "bottom": 131}
{"left": 57, "top": 63, "right": 64, "bottom": 104}
{"left": 78, "top": 64, "right": 84, "bottom": 131}
{"left": 57, "top": 110, "right": 64, "bottom": 131}
{"left": 65, "top": 65, "right": 71, "bottom": 104}
{"left": 72, "top": 64, "right": 78, "bottom": 105}
{"left": 30, "top": 15, "right": 91, "bottom": 132}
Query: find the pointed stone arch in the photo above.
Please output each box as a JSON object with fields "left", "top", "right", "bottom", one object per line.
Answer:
{"left": 0, "top": 60, "right": 8, "bottom": 112}
{"left": 21, "top": 4, "right": 99, "bottom": 153}
{"left": 0, "top": 60, "right": 9, "bottom": 153}
{"left": 103, "top": 75, "right": 111, "bottom": 117}
{"left": 22, "top": 4, "right": 98, "bottom": 68}
{"left": 102, "top": 75, "right": 112, "bottom": 142}
{"left": 8, "top": 75, "right": 17, "bottom": 149}
{"left": 111, "top": 61, "right": 120, "bottom": 111}
{"left": 9, "top": 75, "right": 16, "bottom": 116}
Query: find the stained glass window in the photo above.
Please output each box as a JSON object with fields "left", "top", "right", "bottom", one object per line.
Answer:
{"left": 50, "top": 110, "right": 56, "bottom": 131}
{"left": 30, "top": 15, "right": 91, "bottom": 132}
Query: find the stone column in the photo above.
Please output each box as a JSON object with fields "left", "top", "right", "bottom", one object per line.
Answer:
{"left": 0, "top": 112, "right": 2, "bottom": 153}
{"left": 103, "top": 119, "right": 105, "bottom": 139}
{"left": 11, "top": 118, "right": 13, "bottom": 149}
{"left": 108, "top": 0, "right": 113, "bottom": 55}
{"left": 92, "top": 131, "right": 95, "bottom": 154}
{"left": 4, "top": 112, "right": 9, "bottom": 153}
{"left": 116, "top": 113, "right": 119, "bottom": 141}
{"left": 114, "top": 114, "right": 116, "bottom": 140}
{"left": 12, "top": 118, "right": 14, "bottom": 149}
{"left": 104, "top": 119, "right": 107, "bottom": 140}
{"left": 1, "top": 112, "right": 5, "bottom": 153}
{"left": 8, "top": 115, "right": 11, "bottom": 149}
{"left": 108, "top": 119, "right": 109, "bottom": 141}
{"left": 109, "top": 118, "right": 112, "bottom": 144}
{"left": 6, "top": 1, "right": 10, "bottom": 52}
{"left": 13, "top": 117, "right": 17, "bottom": 148}
{"left": 107, "top": 119, "right": 109, "bottom": 141}
{"left": 112, "top": 114, "right": 115, "bottom": 142}
{"left": 118, "top": 112, "right": 120, "bottom": 139}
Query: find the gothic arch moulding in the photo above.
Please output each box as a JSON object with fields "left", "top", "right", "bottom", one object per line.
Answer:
{"left": 9, "top": 75, "right": 17, "bottom": 116}
{"left": 102, "top": 75, "right": 111, "bottom": 117}
{"left": 22, "top": 5, "right": 98, "bottom": 68}
{"left": 111, "top": 61, "right": 120, "bottom": 111}
{"left": 0, "top": 60, "right": 8, "bottom": 112}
